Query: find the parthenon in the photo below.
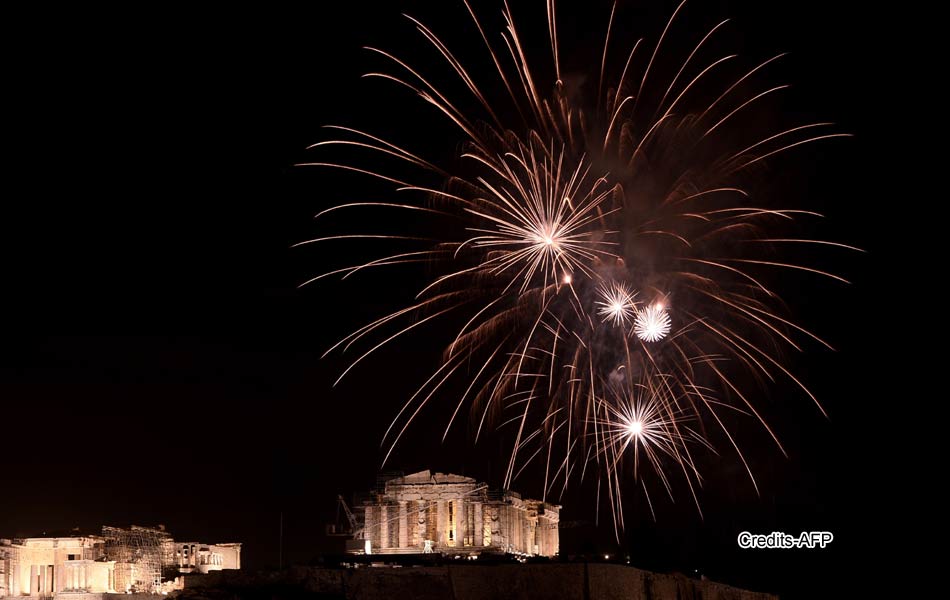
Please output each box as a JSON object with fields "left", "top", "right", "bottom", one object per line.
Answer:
{"left": 357, "top": 471, "right": 559, "bottom": 557}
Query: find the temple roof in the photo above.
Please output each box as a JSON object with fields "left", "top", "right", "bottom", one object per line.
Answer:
{"left": 387, "top": 470, "right": 477, "bottom": 485}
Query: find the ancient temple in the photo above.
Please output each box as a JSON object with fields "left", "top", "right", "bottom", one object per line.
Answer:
{"left": 357, "top": 471, "right": 559, "bottom": 557}
{"left": 0, "top": 526, "right": 240, "bottom": 598}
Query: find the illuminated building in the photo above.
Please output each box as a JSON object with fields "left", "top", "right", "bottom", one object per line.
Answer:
{"left": 0, "top": 526, "right": 240, "bottom": 598}
{"left": 355, "top": 471, "right": 559, "bottom": 557}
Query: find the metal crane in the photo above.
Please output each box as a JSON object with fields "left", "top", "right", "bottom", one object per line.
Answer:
{"left": 334, "top": 494, "right": 363, "bottom": 539}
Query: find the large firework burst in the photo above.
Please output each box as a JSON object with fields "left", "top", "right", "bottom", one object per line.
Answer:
{"left": 299, "top": 0, "right": 857, "bottom": 532}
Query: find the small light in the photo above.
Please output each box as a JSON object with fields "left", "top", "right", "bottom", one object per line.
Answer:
{"left": 563, "top": 274, "right": 572, "bottom": 285}
{"left": 604, "top": 554, "right": 610, "bottom": 560}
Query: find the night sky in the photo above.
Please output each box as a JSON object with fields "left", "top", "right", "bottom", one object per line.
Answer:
{"left": 4, "top": 1, "right": 886, "bottom": 598}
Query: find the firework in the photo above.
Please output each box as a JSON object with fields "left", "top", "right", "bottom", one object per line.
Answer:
{"left": 634, "top": 304, "right": 672, "bottom": 342}
{"left": 300, "top": 0, "right": 855, "bottom": 534}
{"left": 596, "top": 281, "right": 637, "bottom": 327}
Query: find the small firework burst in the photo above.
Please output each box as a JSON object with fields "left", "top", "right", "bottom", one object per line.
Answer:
{"left": 634, "top": 304, "right": 672, "bottom": 342}
{"left": 596, "top": 281, "right": 638, "bottom": 327}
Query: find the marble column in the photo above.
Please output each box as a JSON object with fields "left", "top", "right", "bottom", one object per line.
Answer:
{"left": 548, "top": 519, "right": 555, "bottom": 555}
{"left": 528, "top": 518, "right": 534, "bottom": 554}
{"left": 379, "top": 504, "right": 389, "bottom": 549}
{"left": 436, "top": 500, "right": 446, "bottom": 547}
{"left": 473, "top": 502, "right": 483, "bottom": 547}
{"left": 537, "top": 520, "right": 543, "bottom": 556}
{"left": 549, "top": 520, "right": 554, "bottom": 555}
{"left": 364, "top": 505, "right": 375, "bottom": 551}
{"left": 510, "top": 508, "right": 518, "bottom": 552}
{"left": 455, "top": 498, "right": 465, "bottom": 548}
{"left": 415, "top": 501, "right": 426, "bottom": 547}
{"left": 536, "top": 521, "right": 542, "bottom": 556}
{"left": 520, "top": 513, "right": 527, "bottom": 553}
{"left": 398, "top": 501, "right": 409, "bottom": 549}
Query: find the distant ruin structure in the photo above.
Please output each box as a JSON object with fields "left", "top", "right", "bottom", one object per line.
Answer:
{"left": 0, "top": 525, "right": 240, "bottom": 599}
{"left": 351, "top": 471, "right": 559, "bottom": 557}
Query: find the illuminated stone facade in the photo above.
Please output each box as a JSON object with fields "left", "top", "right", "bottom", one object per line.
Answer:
{"left": 357, "top": 471, "right": 559, "bottom": 557}
{"left": 0, "top": 537, "right": 112, "bottom": 597}
{"left": 0, "top": 528, "right": 240, "bottom": 598}
{"left": 167, "top": 542, "right": 241, "bottom": 574}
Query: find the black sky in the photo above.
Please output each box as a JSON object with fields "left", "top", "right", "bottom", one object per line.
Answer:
{"left": 3, "top": 1, "right": 888, "bottom": 598}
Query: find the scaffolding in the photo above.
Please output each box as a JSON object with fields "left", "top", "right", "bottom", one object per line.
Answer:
{"left": 102, "top": 526, "right": 170, "bottom": 593}
{"left": 1, "top": 543, "right": 22, "bottom": 597}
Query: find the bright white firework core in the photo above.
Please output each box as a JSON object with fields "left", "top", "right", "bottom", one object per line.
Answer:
{"left": 634, "top": 304, "right": 672, "bottom": 342}
{"left": 596, "top": 282, "right": 637, "bottom": 326}
{"left": 627, "top": 420, "right": 643, "bottom": 436}
{"left": 562, "top": 274, "right": 572, "bottom": 285}
{"left": 533, "top": 225, "right": 561, "bottom": 250}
